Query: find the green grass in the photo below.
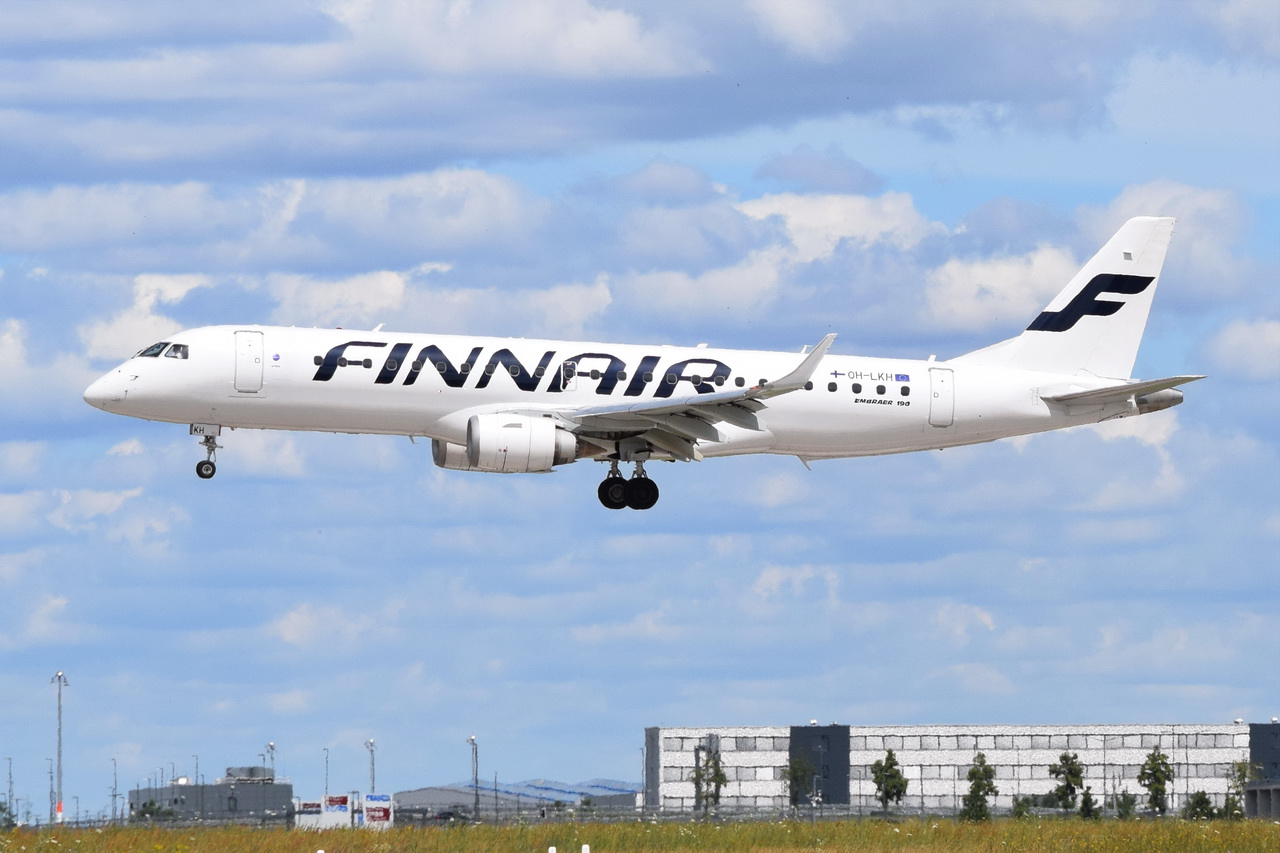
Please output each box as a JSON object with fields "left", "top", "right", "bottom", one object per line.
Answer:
{"left": 3, "top": 819, "right": 1278, "bottom": 853}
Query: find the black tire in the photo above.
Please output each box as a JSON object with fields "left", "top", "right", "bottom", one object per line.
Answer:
{"left": 598, "top": 476, "right": 628, "bottom": 510}
{"left": 624, "top": 477, "right": 659, "bottom": 510}
{"left": 196, "top": 460, "right": 216, "bottom": 479}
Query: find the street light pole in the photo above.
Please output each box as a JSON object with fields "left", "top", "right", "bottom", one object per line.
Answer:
{"left": 365, "top": 739, "right": 376, "bottom": 794}
{"left": 51, "top": 671, "right": 68, "bottom": 823}
{"left": 192, "top": 755, "right": 199, "bottom": 819}
{"left": 111, "top": 758, "right": 118, "bottom": 822}
{"left": 467, "top": 736, "right": 479, "bottom": 820}
{"left": 323, "top": 748, "right": 329, "bottom": 799}
{"left": 266, "top": 743, "right": 276, "bottom": 779}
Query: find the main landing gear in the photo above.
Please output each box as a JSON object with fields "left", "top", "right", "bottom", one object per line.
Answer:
{"left": 598, "top": 460, "right": 660, "bottom": 510}
{"left": 195, "top": 434, "right": 220, "bottom": 479}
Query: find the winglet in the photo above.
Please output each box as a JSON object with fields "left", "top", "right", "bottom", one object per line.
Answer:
{"left": 752, "top": 333, "right": 836, "bottom": 399}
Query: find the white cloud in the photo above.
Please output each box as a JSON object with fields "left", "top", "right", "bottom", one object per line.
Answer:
{"left": 79, "top": 274, "right": 211, "bottom": 361}
{"left": 269, "top": 269, "right": 407, "bottom": 328}
{"left": 749, "top": 471, "right": 810, "bottom": 507}
{"left": 621, "top": 248, "right": 786, "bottom": 320}
{"left": 108, "top": 439, "right": 146, "bottom": 457}
{"left": 934, "top": 602, "right": 996, "bottom": 644}
{"left": 571, "top": 602, "right": 682, "bottom": 643}
{"left": 1206, "top": 318, "right": 1280, "bottom": 381}
{"left": 267, "top": 689, "right": 312, "bottom": 714}
{"left": 926, "top": 244, "right": 1078, "bottom": 332}
{"left": 0, "top": 490, "right": 49, "bottom": 536}
{"left": 738, "top": 191, "right": 939, "bottom": 262}
{"left": 521, "top": 275, "right": 613, "bottom": 339}
{"left": 0, "top": 318, "right": 99, "bottom": 415}
{"left": 751, "top": 564, "right": 838, "bottom": 602}
{"left": 747, "top": 0, "right": 851, "bottom": 61}
{"left": 324, "top": 0, "right": 704, "bottom": 77}
{"left": 46, "top": 487, "right": 143, "bottom": 532}
{"left": 0, "top": 441, "right": 46, "bottom": 478}
{"left": 269, "top": 600, "right": 403, "bottom": 649}
{"left": 0, "top": 547, "right": 46, "bottom": 583}
{"left": 230, "top": 432, "right": 308, "bottom": 478}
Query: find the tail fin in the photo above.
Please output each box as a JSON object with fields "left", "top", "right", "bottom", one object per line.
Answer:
{"left": 954, "top": 216, "right": 1175, "bottom": 379}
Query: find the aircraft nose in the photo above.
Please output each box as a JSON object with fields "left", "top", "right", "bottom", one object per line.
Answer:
{"left": 83, "top": 371, "right": 128, "bottom": 411}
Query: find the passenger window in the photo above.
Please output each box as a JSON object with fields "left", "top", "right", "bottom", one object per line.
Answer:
{"left": 617, "top": 371, "right": 627, "bottom": 381}
{"left": 901, "top": 386, "right": 910, "bottom": 397}
{"left": 642, "top": 371, "right": 653, "bottom": 382}
{"left": 590, "top": 369, "right": 601, "bottom": 380}
{"left": 136, "top": 341, "right": 170, "bottom": 358}
{"left": 510, "top": 365, "right": 520, "bottom": 376}
{"left": 665, "top": 373, "right": 677, "bottom": 384}
{"left": 804, "top": 381, "right": 813, "bottom": 390}
{"left": 314, "top": 355, "right": 324, "bottom": 366}
{"left": 876, "top": 385, "right": 885, "bottom": 395}
{"left": 735, "top": 377, "right": 745, "bottom": 387}
{"left": 852, "top": 383, "right": 862, "bottom": 394}
{"left": 827, "top": 382, "right": 836, "bottom": 392}
{"left": 714, "top": 375, "right": 724, "bottom": 386}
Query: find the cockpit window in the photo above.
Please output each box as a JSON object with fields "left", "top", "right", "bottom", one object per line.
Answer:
{"left": 165, "top": 343, "right": 189, "bottom": 360}
{"left": 136, "top": 341, "right": 170, "bottom": 358}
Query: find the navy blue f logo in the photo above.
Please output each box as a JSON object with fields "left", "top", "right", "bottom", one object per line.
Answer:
{"left": 1027, "top": 274, "right": 1155, "bottom": 333}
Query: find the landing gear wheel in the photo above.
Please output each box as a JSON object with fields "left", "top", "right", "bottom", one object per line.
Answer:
{"left": 624, "top": 476, "right": 660, "bottom": 510}
{"left": 598, "top": 477, "right": 628, "bottom": 510}
{"left": 196, "top": 460, "right": 216, "bottom": 479}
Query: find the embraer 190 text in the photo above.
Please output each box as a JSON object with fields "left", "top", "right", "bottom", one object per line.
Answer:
{"left": 85, "top": 217, "right": 1203, "bottom": 510}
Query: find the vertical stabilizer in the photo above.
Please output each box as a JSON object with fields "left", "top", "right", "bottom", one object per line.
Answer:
{"left": 955, "top": 217, "right": 1175, "bottom": 379}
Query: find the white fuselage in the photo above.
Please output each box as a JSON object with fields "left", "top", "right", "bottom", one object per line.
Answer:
{"left": 83, "top": 324, "right": 1137, "bottom": 460}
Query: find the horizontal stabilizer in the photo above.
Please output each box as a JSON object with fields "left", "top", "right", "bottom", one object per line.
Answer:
{"left": 1041, "top": 375, "right": 1205, "bottom": 406}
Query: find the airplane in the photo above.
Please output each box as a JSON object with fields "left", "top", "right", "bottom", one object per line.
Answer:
{"left": 84, "top": 216, "right": 1202, "bottom": 510}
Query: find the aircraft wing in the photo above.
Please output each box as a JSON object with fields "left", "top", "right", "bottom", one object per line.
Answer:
{"left": 550, "top": 333, "right": 837, "bottom": 461}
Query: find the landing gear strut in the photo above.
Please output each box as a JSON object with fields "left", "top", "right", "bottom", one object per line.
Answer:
{"left": 597, "top": 460, "right": 660, "bottom": 510}
{"left": 196, "top": 434, "right": 220, "bottom": 479}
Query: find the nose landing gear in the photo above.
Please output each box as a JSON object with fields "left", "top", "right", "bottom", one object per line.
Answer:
{"left": 196, "top": 434, "right": 220, "bottom": 479}
{"left": 597, "top": 460, "right": 660, "bottom": 510}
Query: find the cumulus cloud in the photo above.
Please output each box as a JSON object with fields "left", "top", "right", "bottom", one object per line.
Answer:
{"left": 738, "top": 191, "right": 939, "bottom": 262}
{"left": 46, "top": 487, "right": 143, "bottom": 532}
{"left": 746, "top": 0, "right": 851, "bottom": 61}
{"left": 926, "top": 244, "right": 1078, "bottom": 332}
{"left": 571, "top": 601, "right": 682, "bottom": 643}
{"left": 751, "top": 564, "right": 839, "bottom": 602}
{"left": 934, "top": 602, "right": 996, "bottom": 644}
{"left": 1206, "top": 318, "right": 1280, "bottom": 381}
{"left": 269, "top": 600, "right": 403, "bottom": 649}
{"left": 0, "top": 441, "right": 46, "bottom": 479}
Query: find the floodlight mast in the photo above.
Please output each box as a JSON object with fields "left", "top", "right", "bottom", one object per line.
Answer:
{"left": 468, "top": 736, "right": 479, "bottom": 820}
{"left": 51, "top": 671, "right": 68, "bottom": 824}
{"left": 365, "top": 739, "right": 376, "bottom": 794}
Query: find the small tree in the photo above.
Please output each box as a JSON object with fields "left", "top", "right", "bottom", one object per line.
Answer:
{"left": 870, "top": 749, "right": 908, "bottom": 813}
{"left": 959, "top": 752, "right": 998, "bottom": 821}
{"left": 1115, "top": 790, "right": 1138, "bottom": 820}
{"left": 1011, "top": 795, "right": 1033, "bottom": 819}
{"left": 784, "top": 757, "right": 815, "bottom": 808}
{"left": 1182, "top": 790, "right": 1215, "bottom": 820}
{"left": 689, "top": 748, "right": 728, "bottom": 813}
{"left": 1222, "top": 759, "right": 1260, "bottom": 820}
{"left": 1048, "top": 751, "right": 1084, "bottom": 813}
{"left": 1079, "top": 786, "right": 1100, "bottom": 820}
{"left": 1, "top": 800, "right": 16, "bottom": 829}
{"left": 1138, "top": 747, "right": 1174, "bottom": 814}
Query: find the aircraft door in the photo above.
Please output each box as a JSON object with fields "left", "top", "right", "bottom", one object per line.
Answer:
{"left": 234, "top": 330, "right": 264, "bottom": 393}
{"left": 928, "top": 367, "right": 954, "bottom": 427}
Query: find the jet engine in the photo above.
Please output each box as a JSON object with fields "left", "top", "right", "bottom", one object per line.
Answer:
{"left": 431, "top": 413, "right": 579, "bottom": 473}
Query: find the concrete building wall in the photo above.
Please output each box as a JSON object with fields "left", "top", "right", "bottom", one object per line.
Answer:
{"left": 647, "top": 723, "right": 1251, "bottom": 815}
{"left": 648, "top": 726, "right": 791, "bottom": 810}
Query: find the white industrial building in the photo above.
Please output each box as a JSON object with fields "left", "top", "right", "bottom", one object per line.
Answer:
{"left": 645, "top": 722, "right": 1279, "bottom": 816}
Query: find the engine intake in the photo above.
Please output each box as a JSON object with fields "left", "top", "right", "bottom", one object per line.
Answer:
{"left": 432, "top": 413, "right": 578, "bottom": 473}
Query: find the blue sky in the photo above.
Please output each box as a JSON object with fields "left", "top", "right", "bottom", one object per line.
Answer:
{"left": 1, "top": 0, "right": 1278, "bottom": 821}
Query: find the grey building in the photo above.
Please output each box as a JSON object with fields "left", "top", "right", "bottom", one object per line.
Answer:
{"left": 128, "top": 765, "right": 293, "bottom": 824}
{"left": 646, "top": 722, "right": 1280, "bottom": 816}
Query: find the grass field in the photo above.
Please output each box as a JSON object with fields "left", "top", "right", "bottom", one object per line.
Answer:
{"left": 3, "top": 819, "right": 1279, "bottom": 853}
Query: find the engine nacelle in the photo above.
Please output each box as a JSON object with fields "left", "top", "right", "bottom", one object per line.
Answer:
{"left": 431, "top": 414, "right": 578, "bottom": 473}
{"left": 1135, "top": 388, "right": 1184, "bottom": 414}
